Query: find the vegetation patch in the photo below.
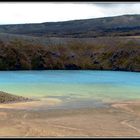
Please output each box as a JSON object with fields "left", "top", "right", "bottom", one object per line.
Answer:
{"left": 0, "top": 91, "right": 32, "bottom": 104}
{"left": 0, "top": 38, "right": 139, "bottom": 72}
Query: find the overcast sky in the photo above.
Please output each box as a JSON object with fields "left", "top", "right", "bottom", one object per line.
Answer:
{"left": 0, "top": 2, "right": 140, "bottom": 24}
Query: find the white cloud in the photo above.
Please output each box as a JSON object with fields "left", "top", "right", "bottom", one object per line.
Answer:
{"left": 0, "top": 2, "right": 103, "bottom": 24}
{"left": 0, "top": 2, "right": 140, "bottom": 24}
{"left": 97, "top": 3, "right": 140, "bottom": 17}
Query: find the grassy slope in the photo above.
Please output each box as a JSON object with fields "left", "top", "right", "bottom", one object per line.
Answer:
{"left": 0, "top": 37, "right": 139, "bottom": 71}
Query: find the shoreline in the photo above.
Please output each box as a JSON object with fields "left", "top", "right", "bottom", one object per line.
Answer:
{"left": 0, "top": 70, "right": 139, "bottom": 73}
{"left": 0, "top": 93, "right": 140, "bottom": 137}
{"left": 0, "top": 97, "right": 62, "bottom": 110}
{"left": 1, "top": 94, "right": 140, "bottom": 111}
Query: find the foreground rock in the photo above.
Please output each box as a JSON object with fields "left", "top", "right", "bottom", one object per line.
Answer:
{"left": 0, "top": 91, "right": 32, "bottom": 104}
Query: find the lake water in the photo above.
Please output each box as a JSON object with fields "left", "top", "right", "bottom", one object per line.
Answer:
{"left": 0, "top": 70, "right": 140, "bottom": 109}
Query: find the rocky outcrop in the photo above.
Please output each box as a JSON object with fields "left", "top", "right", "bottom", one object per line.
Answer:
{"left": 0, "top": 91, "right": 32, "bottom": 104}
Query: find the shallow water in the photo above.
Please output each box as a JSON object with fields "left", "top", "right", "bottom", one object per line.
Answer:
{"left": 0, "top": 70, "right": 140, "bottom": 108}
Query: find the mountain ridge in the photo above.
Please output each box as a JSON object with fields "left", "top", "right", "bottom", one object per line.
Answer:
{"left": 0, "top": 14, "right": 140, "bottom": 37}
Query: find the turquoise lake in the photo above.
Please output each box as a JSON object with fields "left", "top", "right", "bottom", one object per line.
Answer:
{"left": 0, "top": 70, "right": 140, "bottom": 107}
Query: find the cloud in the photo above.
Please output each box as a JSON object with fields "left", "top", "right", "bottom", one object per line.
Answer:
{"left": 0, "top": 2, "right": 105, "bottom": 24}
{"left": 87, "top": 2, "right": 140, "bottom": 16}
{"left": 0, "top": 2, "right": 140, "bottom": 24}
{"left": 90, "top": 2, "right": 139, "bottom": 7}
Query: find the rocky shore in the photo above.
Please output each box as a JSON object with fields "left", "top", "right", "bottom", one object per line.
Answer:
{"left": 0, "top": 91, "right": 32, "bottom": 104}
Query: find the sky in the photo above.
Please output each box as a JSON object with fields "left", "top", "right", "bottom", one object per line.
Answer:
{"left": 0, "top": 2, "right": 140, "bottom": 24}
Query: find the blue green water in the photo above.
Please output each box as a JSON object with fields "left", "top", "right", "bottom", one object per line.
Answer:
{"left": 0, "top": 70, "right": 140, "bottom": 103}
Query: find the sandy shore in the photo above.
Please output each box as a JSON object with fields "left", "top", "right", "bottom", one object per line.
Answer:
{"left": 0, "top": 98, "right": 140, "bottom": 137}
{"left": 0, "top": 98, "right": 62, "bottom": 110}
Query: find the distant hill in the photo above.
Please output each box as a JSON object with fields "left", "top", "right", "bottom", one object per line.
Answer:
{"left": 0, "top": 15, "right": 140, "bottom": 37}
{"left": 1, "top": 32, "right": 140, "bottom": 47}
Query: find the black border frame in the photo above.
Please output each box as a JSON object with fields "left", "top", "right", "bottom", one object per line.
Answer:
{"left": 0, "top": 0, "right": 140, "bottom": 139}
